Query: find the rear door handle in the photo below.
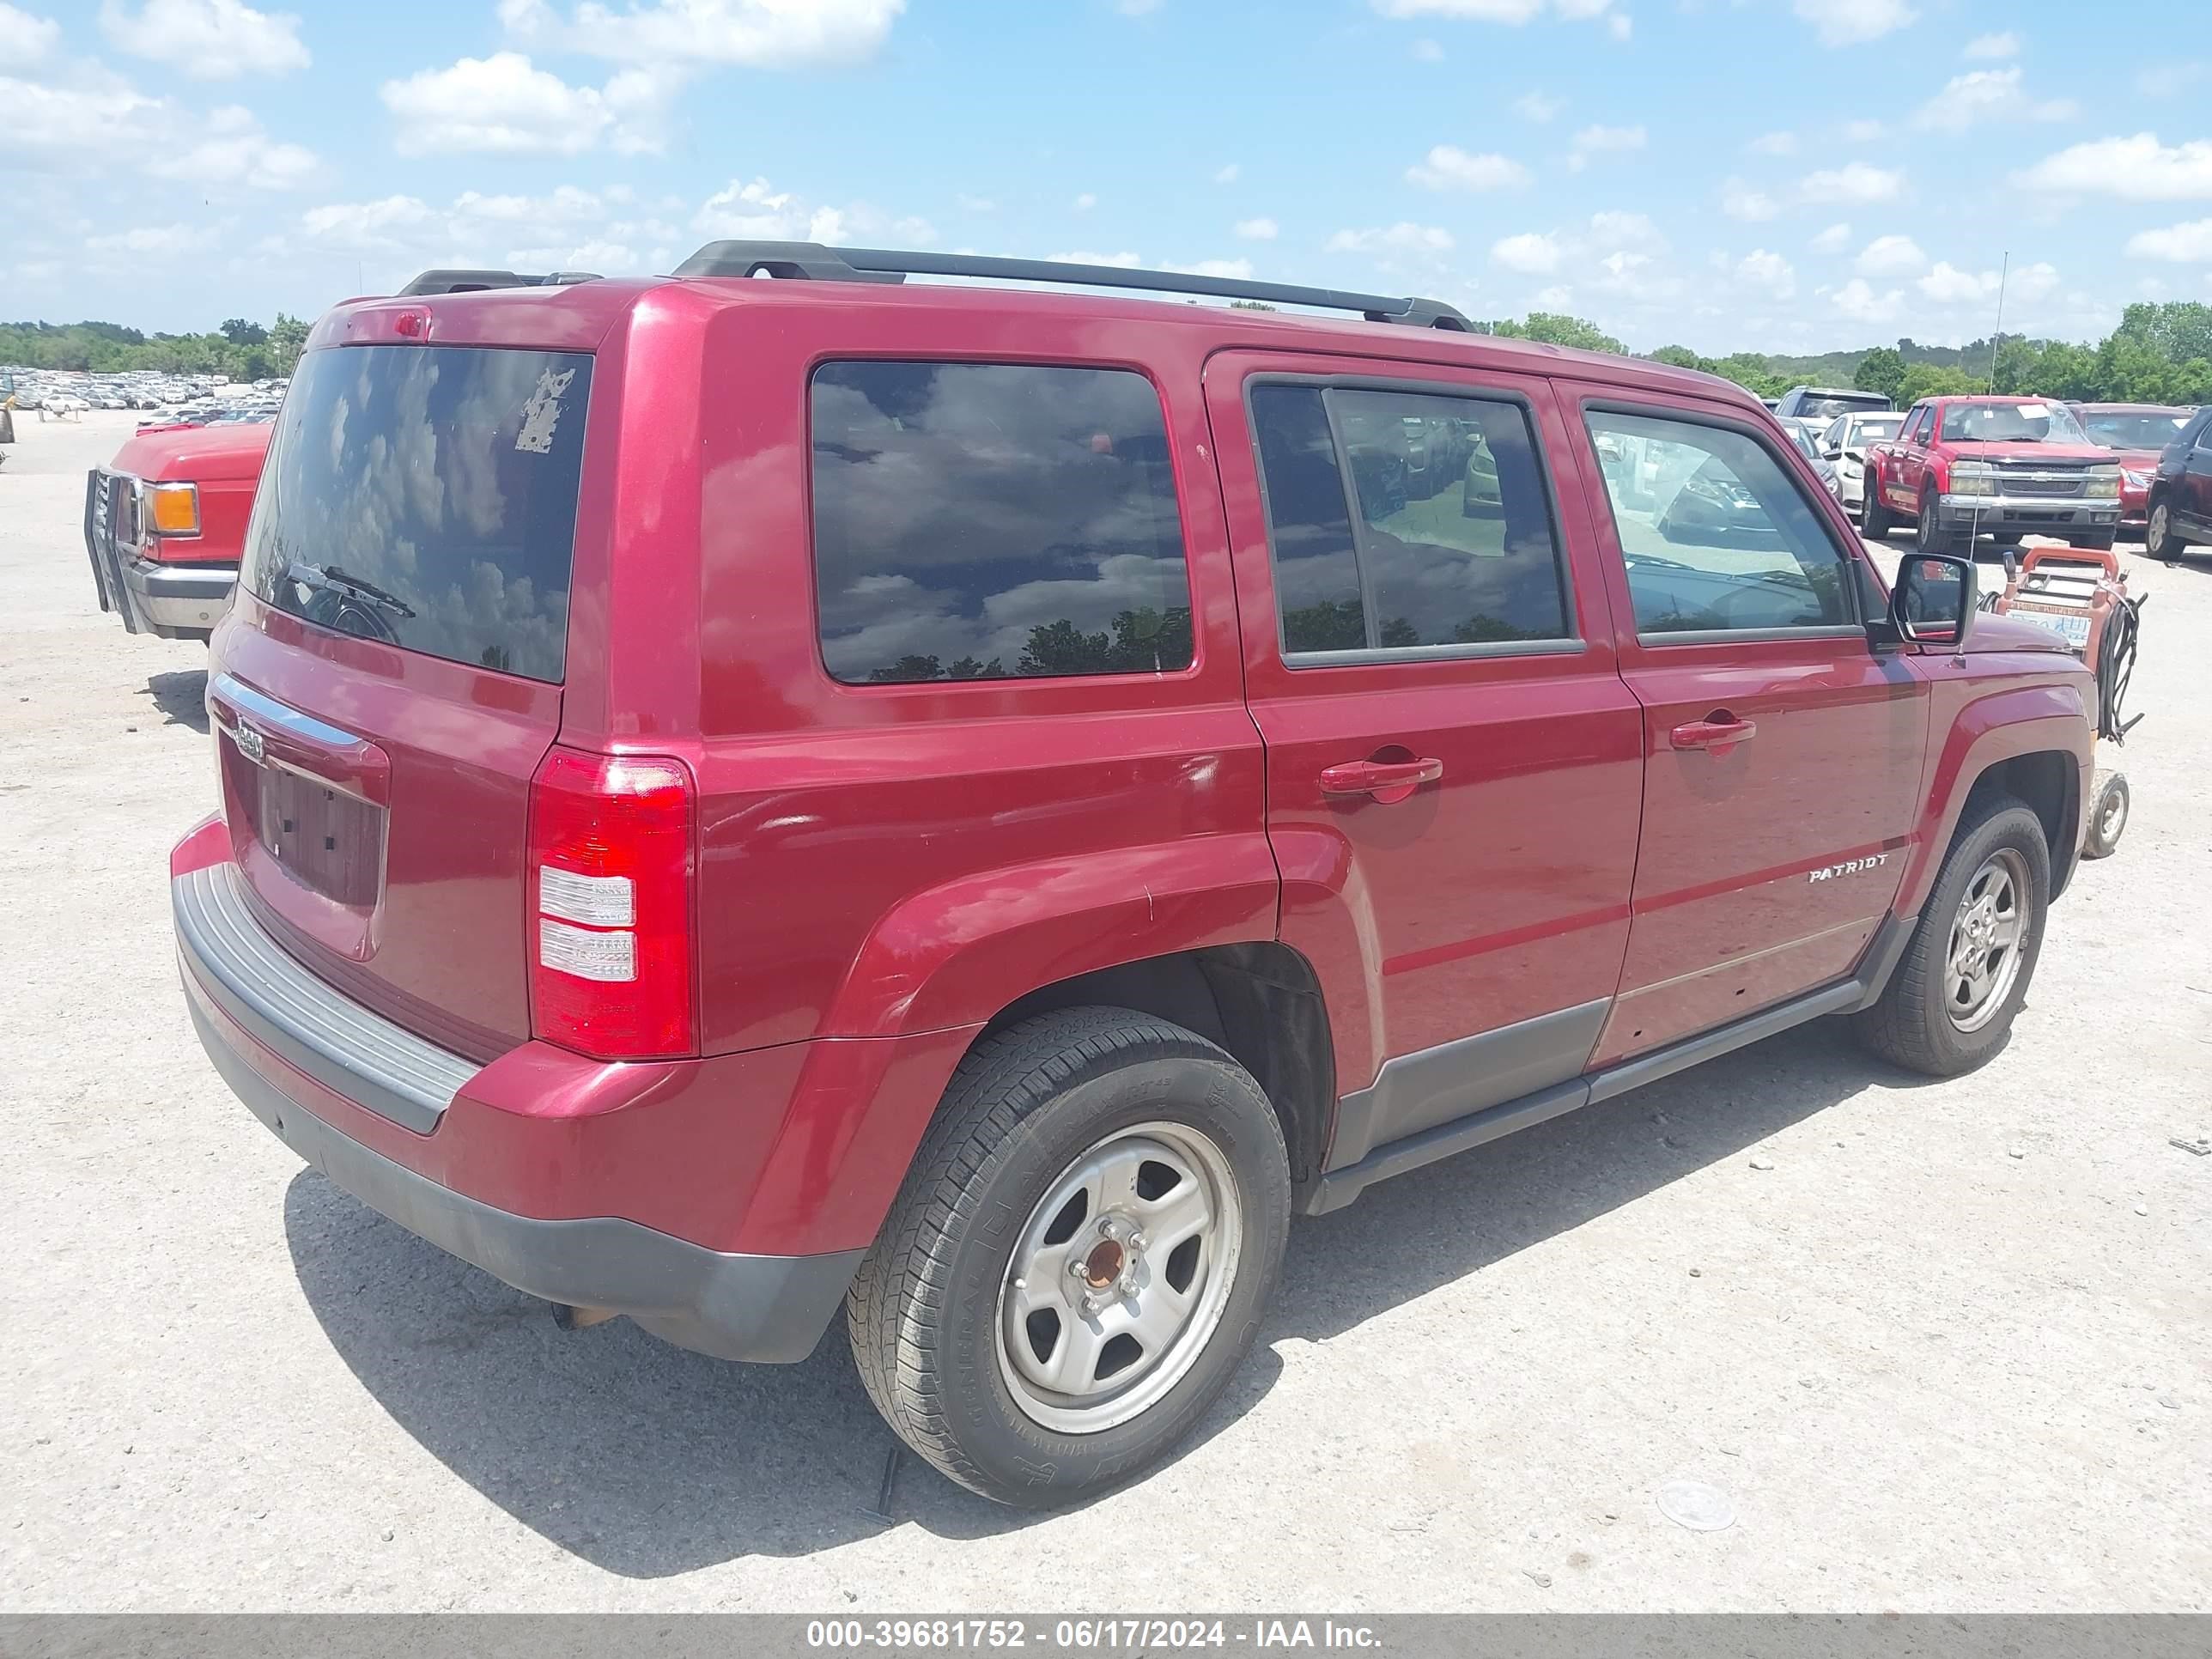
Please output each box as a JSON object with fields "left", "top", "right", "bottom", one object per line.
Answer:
{"left": 1319, "top": 757, "right": 1443, "bottom": 799}
{"left": 1670, "top": 714, "right": 1758, "bottom": 753}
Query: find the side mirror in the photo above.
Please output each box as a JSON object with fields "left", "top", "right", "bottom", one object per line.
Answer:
{"left": 1891, "top": 553, "right": 1977, "bottom": 648}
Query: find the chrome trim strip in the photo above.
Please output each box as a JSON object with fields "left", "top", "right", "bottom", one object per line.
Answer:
{"left": 210, "top": 671, "right": 362, "bottom": 749}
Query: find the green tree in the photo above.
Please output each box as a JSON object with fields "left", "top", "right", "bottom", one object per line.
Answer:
{"left": 1853, "top": 347, "right": 1906, "bottom": 403}
{"left": 1894, "top": 362, "right": 1983, "bottom": 404}
{"left": 220, "top": 318, "right": 269, "bottom": 346}
{"left": 1489, "top": 313, "right": 1627, "bottom": 355}
{"left": 266, "top": 313, "right": 309, "bottom": 375}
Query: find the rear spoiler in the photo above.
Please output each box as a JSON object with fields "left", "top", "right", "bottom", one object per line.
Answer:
{"left": 395, "top": 270, "right": 601, "bottom": 296}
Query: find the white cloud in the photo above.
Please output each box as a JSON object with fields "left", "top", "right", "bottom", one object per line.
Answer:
{"left": 300, "top": 194, "right": 439, "bottom": 252}
{"left": 1513, "top": 90, "right": 1560, "bottom": 122}
{"left": 1406, "top": 144, "right": 1531, "bottom": 190}
{"left": 99, "top": 0, "right": 309, "bottom": 79}
{"left": 1793, "top": 0, "right": 1914, "bottom": 47}
{"left": 1588, "top": 210, "right": 1661, "bottom": 248}
{"left": 2136, "top": 61, "right": 2203, "bottom": 99}
{"left": 381, "top": 52, "right": 666, "bottom": 155}
{"left": 497, "top": 0, "right": 902, "bottom": 68}
{"left": 1413, "top": 36, "right": 1443, "bottom": 59}
{"left": 1832, "top": 277, "right": 1902, "bottom": 323}
{"left": 2014, "top": 134, "right": 2212, "bottom": 201}
{"left": 1800, "top": 161, "right": 1905, "bottom": 204}
{"left": 0, "top": 64, "right": 163, "bottom": 167}
{"left": 1721, "top": 178, "right": 1778, "bottom": 221}
{"left": 2127, "top": 218, "right": 2212, "bottom": 261}
{"left": 1233, "top": 217, "right": 1278, "bottom": 240}
{"left": 1842, "top": 117, "right": 1886, "bottom": 143}
{"left": 1491, "top": 231, "right": 1562, "bottom": 273}
{"left": 0, "top": 3, "right": 59, "bottom": 65}
{"left": 1749, "top": 130, "right": 1796, "bottom": 156}
{"left": 1735, "top": 249, "right": 1796, "bottom": 298}
{"left": 1046, "top": 250, "right": 1141, "bottom": 267}
{"left": 1915, "top": 260, "right": 2059, "bottom": 304}
{"left": 1911, "top": 65, "right": 2044, "bottom": 128}
{"left": 1327, "top": 222, "right": 1455, "bottom": 254}
{"left": 1566, "top": 123, "right": 1644, "bottom": 171}
{"left": 1855, "top": 234, "right": 1926, "bottom": 276}
{"left": 145, "top": 103, "right": 317, "bottom": 189}
{"left": 290, "top": 183, "right": 702, "bottom": 275}
{"left": 1963, "top": 30, "right": 2017, "bottom": 58}
{"left": 688, "top": 177, "right": 931, "bottom": 249}
{"left": 1073, "top": 191, "right": 1097, "bottom": 210}
{"left": 88, "top": 222, "right": 221, "bottom": 256}
{"left": 1172, "top": 258, "right": 1255, "bottom": 279}
{"left": 1812, "top": 222, "right": 1852, "bottom": 252}
{"left": 1607, "top": 13, "right": 1629, "bottom": 39}
{"left": 1370, "top": 0, "right": 1626, "bottom": 25}
{"left": 1212, "top": 163, "right": 1240, "bottom": 185}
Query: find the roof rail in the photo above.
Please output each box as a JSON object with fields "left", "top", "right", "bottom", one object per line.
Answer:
{"left": 396, "top": 269, "right": 601, "bottom": 297}
{"left": 670, "top": 241, "right": 1474, "bottom": 331}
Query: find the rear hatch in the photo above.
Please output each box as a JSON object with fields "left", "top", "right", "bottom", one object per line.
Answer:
{"left": 210, "top": 339, "right": 595, "bottom": 1060}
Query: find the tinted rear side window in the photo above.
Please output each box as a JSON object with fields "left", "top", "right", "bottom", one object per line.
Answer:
{"left": 241, "top": 344, "right": 590, "bottom": 682}
{"left": 810, "top": 362, "right": 1193, "bottom": 684}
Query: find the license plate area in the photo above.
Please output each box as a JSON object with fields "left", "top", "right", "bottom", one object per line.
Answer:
{"left": 218, "top": 727, "right": 388, "bottom": 960}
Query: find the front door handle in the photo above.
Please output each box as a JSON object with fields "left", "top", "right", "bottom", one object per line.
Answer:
{"left": 1670, "top": 714, "right": 1758, "bottom": 753}
{"left": 1319, "top": 757, "right": 1443, "bottom": 800}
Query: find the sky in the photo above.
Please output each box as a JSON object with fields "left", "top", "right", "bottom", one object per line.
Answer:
{"left": 3, "top": 0, "right": 2207, "bottom": 356}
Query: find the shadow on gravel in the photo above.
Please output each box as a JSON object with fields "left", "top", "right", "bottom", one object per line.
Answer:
{"left": 143, "top": 669, "right": 209, "bottom": 732}
{"left": 284, "top": 1012, "right": 1941, "bottom": 1573}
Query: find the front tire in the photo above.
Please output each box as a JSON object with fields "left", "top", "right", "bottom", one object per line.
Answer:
{"left": 2082, "top": 770, "right": 2128, "bottom": 860}
{"left": 1861, "top": 481, "right": 1896, "bottom": 538}
{"left": 1916, "top": 489, "right": 1961, "bottom": 556}
{"left": 847, "top": 1007, "right": 1291, "bottom": 1508}
{"left": 1852, "top": 797, "right": 2050, "bottom": 1076}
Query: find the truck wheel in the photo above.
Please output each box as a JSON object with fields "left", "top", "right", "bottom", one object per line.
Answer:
{"left": 2078, "top": 528, "right": 2117, "bottom": 552}
{"left": 1860, "top": 483, "right": 1895, "bottom": 538}
{"left": 847, "top": 1006, "right": 1291, "bottom": 1508}
{"left": 2081, "top": 770, "right": 2128, "bottom": 860}
{"left": 1852, "top": 797, "right": 2050, "bottom": 1077}
{"left": 2145, "top": 499, "right": 2189, "bottom": 561}
{"left": 1916, "top": 489, "right": 1960, "bottom": 556}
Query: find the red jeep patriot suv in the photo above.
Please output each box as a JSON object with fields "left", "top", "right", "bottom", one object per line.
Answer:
{"left": 173, "top": 245, "right": 2095, "bottom": 1505}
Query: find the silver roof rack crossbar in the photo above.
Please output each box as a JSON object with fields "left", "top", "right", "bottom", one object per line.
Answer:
{"left": 670, "top": 241, "right": 1473, "bottom": 331}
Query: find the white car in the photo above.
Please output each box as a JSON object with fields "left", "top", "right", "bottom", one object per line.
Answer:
{"left": 1818, "top": 410, "right": 1906, "bottom": 517}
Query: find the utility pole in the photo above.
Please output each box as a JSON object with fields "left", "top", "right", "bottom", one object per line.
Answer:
{"left": 1985, "top": 252, "right": 2010, "bottom": 392}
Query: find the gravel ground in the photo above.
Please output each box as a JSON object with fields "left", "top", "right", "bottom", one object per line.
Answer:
{"left": 3, "top": 410, "right": 2207, "bottom": 1613}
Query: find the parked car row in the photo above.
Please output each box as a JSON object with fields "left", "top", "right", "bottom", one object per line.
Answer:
{"left": 1, "top": 365, "right": 270, "bottom": 413}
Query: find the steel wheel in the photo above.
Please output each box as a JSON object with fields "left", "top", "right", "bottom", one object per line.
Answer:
{"left": 1945, "top": 848, "right": 2030, "bottom": 1032}
{"left": 996, "top": 1121, "right": 1243, "bottom": 1435}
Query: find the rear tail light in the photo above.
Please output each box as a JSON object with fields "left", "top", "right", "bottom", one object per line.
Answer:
{"left": 526, "top": 746, "right": 697, "bottom": 1060}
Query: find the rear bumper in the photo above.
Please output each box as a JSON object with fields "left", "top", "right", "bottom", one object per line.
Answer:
{"left": 173, "top": 848, "right": 864, "bottom": 1363}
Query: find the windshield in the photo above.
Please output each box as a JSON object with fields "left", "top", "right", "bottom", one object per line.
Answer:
{"left": 1846, "top": 416, "right": 1901, "bottom": 444}
{"left": 1784, "top": 424, "right": 1820, "bottom": 460}
{"left": 241, "top": 344, "right": 592, "bottom": 682}
{"left": 1937, "top": 400, "right": 2090, "bottom": 445}
{"left": 1794, "top": 392, "right": 1889, "bottom": 419}
{"left": 2079, "top": 410, "right": 2190, "bottom": 450}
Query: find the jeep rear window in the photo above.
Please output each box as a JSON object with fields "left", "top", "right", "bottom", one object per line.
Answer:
{"left": 809, "top": 362, "right": 1194, "bottom": 684}
{"left": 240, "top": 344, "right": 591, "bottom": 682}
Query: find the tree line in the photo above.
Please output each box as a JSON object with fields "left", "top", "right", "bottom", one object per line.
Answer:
{"left": 11, "top": 299, "right": 2209, "bottom": 409}
{"left": 0, "top": 315, "right": 311, "bottom": 381}
{"left": 1486, "top": 302, "right": 2212, "bottom": 410}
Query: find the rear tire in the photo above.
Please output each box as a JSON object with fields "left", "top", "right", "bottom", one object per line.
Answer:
{"left": 2145, "top": 499, "right": 2188, "bottom": 561}
{"left": 847, "top": 1007, "right": 1291, "bottom": 1508}
{"left": 2081, "top": 770, "right": 2128, "bottom": 860}
{"left": 1852, "top": 797, "right": 2050, "bottom": 1076}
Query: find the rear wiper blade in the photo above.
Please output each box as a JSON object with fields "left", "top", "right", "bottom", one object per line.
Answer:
{"left": 285, "top": 561, "right": 416, "bottom": 618}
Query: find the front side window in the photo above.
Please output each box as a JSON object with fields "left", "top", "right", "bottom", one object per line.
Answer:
{"left": 810, "top": 362, "right": 1193, "bottom": 684}
{"left": 1584, "top": 410, "right": 1854, "bottom": 636}
{"left": 1250, "top": 383, "right": 1571, "bottom": 657}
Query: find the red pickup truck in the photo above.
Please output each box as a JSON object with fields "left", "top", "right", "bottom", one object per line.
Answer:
{"left": 172, "top": 249, "right": 2096, "bottom": 1506}
{"left": 1863, "top": 395, "right": 2123, "bottom": 554}
{"left": 83, "top": 420, "right": 271, "bottom": 641}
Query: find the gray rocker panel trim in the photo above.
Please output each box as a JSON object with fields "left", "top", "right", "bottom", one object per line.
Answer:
{"left": 1304, "top": 914, "right": 1917, "bottom": 1215}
